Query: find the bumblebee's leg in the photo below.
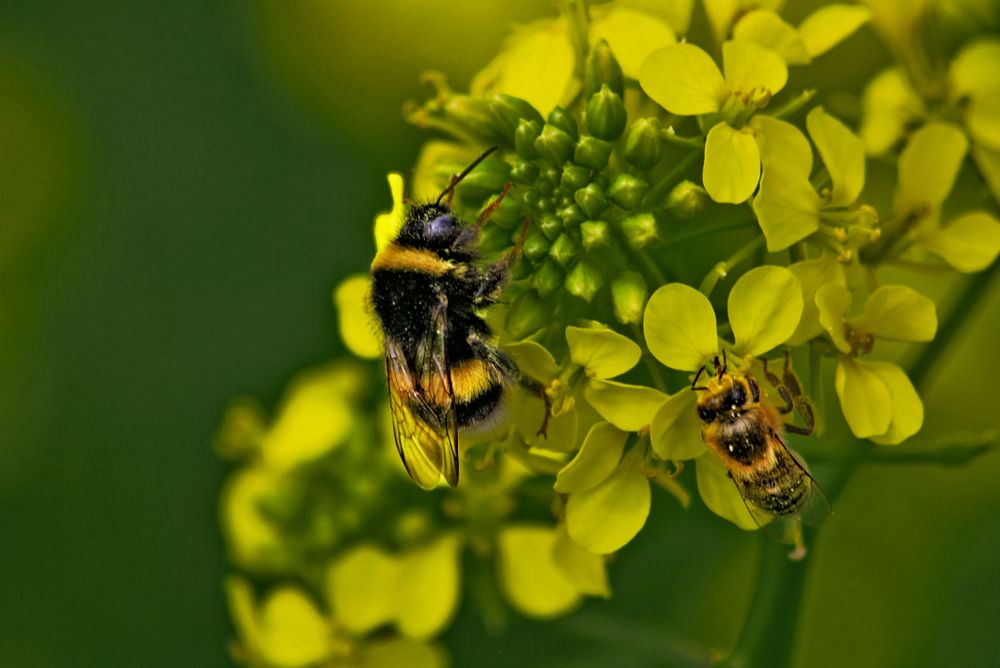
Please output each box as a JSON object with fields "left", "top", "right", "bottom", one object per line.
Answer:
{"left": 472, "top": 218, "right": 532, "bottom": 304}
{"left": 783, "top": 351, "right": 815, "bottom": 435}
{"left": 467, "top": 332, "right": 551, "bottom": 437}
{"left": 474, "top": 181, "right": 514, "bottom": 227}
{"left": 762, "top": 357, "right": 795, "bottom": 415}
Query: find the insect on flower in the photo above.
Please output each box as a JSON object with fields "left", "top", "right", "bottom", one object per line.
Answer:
{"left": 370, "top": 146, "right": 550, "bottom": 489}
{"left": 693, "top": 352, "right": 829, "bottom": 544}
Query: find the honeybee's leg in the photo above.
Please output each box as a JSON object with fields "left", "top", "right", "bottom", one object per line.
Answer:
{"left": 762, "top": 357, "right": 795, "bottom": 415}
{"left": 467, "top": 332, "right": 551, "bottom": 437}
{"left": 783, "top": 351, "right": 815, "bottom": 435}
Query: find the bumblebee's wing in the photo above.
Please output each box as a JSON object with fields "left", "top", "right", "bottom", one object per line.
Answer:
{"left": 383, "top": 297, "right": 459, "bottom": 489}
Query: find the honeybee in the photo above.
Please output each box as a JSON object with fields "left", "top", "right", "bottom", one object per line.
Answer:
{"left": 370, "top": 146, "right": 548, "bottom": 489}
{"left": 693, "top": 352, "right": 828, "bottom": 543}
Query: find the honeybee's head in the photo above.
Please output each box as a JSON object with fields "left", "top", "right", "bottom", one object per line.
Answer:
{"left": 398, "top": 203, "right": 462, "bottom": 249}
{"left": 694, "top": 371, "right": 761, "bottom": 423}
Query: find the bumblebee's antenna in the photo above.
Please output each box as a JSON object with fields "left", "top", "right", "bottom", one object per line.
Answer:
{"left": 436, "top": 145, "right": 499, "bottom": 206}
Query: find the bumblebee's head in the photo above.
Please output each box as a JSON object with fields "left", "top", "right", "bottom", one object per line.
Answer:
{"left": 398, "top": 203, "right": 461, "bottom": 249}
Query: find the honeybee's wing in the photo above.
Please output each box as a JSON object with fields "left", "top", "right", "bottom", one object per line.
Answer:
{"left": 383, "top": 295, "right": 459, "bottom": 489}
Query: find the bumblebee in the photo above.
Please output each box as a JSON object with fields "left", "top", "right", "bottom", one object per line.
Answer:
{"left": 693, "top": 352, "right": 827, "bottom": 543}
{"left": 370, "top": 147, "right": 547, "bottom": 489}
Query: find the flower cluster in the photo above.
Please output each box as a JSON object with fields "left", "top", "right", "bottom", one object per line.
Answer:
{"left": 220, "top": 1, "right": 1000, "bottom": 664}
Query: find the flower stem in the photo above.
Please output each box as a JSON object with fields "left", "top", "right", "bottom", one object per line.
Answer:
{"left": 698, "top": 237, "right": 765, "bottom": 297}
{"left": 769, "top": 89, "right": 817, "bottom": 120}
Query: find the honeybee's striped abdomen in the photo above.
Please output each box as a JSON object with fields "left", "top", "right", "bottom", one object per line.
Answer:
{"left": 740, "top": 451, "right": 810, "bottom": 516}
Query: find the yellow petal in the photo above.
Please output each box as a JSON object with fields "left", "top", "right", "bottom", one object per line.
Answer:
{"left": 860, "top": 67, "right": 924, "bottom": 155}
{"left": 566, "top": 324, "right": 642, "bottom": 379}
{"left": 703, "top": 122, "right": 761, "bottom": 204}
{"left": 583, "top": 378, "right": 668, "bottom": 431}
{"left": 948, "top": 39, "right": 1000, "bottom": 99}
{"left": 589, "top": 6, "right": 676, "bottom": 79}
{"left": 816, "top": 284, "right": 853, "bottom": 353}
{"left": 867, "top": 362, "right": 923, "bottom": 445}
{"left": 374, "top": 173, "right": 405, "bottom": 252}
{"left": 471, "top": 18, "right": 577, "bottom": 115}
{"left": 554, "top": 421, "right": 628, "bottom": 493}
{"left": 786, "top": 255, "right": 847, "bottom": 345}
{"left": 732, "top": 10, "right": 810, "bottom": 65}
{"left": 729, "top": 265, "right": 803, "bottom": 357}
{"left": 497, "top": 524, "right": 581, "bottom": 618}
{"left": 695, "top": 452, "right": 757, "bottom": 530}
{"left": 895, "top": 122, "right": 968, "bottom": 215}
{"left": 751, "top": 114, "right": 813, "bottom": 175}
{"left": 395, "top": 536, "right": 462, "bottom": 639}
{"left": 722, "top": 39, "right": 788, "bottom": 94}
{"left": 257, "top": 587, "right": 329, "bottom": 668}
{"left": 650, "top": 390, "right": 705, "bottom": 461}
{"left": 752, "top": 160, "right": 821, "bottom": 251}
{"left": 220, "top": 467, "right": 288, "bottom": 570}
{"left": 806, "top": 106, "right": 865, "bottom": 206}
{"left": 640, "top": 43, "right": 725, "bottom": 115}
{"left": 798, "top": 5, "right": 871, "bottom": 58}
{"left": 327, "top": 544, "right": 399, "bottom": 634}
{"left": 923, "top": 211, "right": 1000, "bottom": 272}
{"left": 356, "top": 638, "right": 446, "bottom": 668}
{"left": 566, "top": 446, "right": 651, "bottom": 554}
{"left": 552, "top": 523, "right": 610, "bottom": 597}
{"left": 334, "top": 274, "right": 381, "bottom": 360}
{"left": 643, "top": 282, "right": 719, "bottom": 371}
{"left": 972, "top": 143, "right": 1000, "bottom": 202}
{"left": 835, "top": 357, "right": 892, "bottom": 438}
{"left": 858, "top": 285, "right": 937, "bottom": 342}
{"left": 966, "top": 94, "right": 1000, "bottom": 151}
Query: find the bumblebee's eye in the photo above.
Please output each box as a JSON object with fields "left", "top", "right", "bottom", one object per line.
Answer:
{"left": 727, "top": 383, "right": 746, "bottom": 408}
{"left": 426, "top": 214, "right": 456, "bottom": 240}
{"left": 697, "top": 406, "right": 716, "bottom": 423}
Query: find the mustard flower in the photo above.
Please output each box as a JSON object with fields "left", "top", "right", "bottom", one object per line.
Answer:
{"left": 642, "top": 266, "right": 805, "bottom": 529}
{"left": 731, "top": 5, "right": 871, "bottom": 66}
{"left": 640, "top": 40, "right": 790, "bottom": 203}
{"left": 753, "top": 106, "right": 879, "bottom": 254}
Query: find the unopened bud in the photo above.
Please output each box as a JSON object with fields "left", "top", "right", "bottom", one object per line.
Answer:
{"left": 580, "top": 220, "right": 610, "bottom": 250}
{"left": 584, "top": 39, "right": 624, "bottom": 98}
{"left": 621, "top": 212, "right": 659, "bottom": 250}
{"left": 505, "top": 291, "right": 547, "bottom": 338}
{"left": 558, "top": 203, "right": 585, "bottom": 226}
{"left": 515, "top": 119, "right": 542, "bottom": 159}
{"left": 624, "top": 117, "right": 663, "bottom": 169}
{"left": 510, "top": 157, "right": 540, "bottom": 185}
{"left": 522, "top": 229, "right": 550, "bottom": 263}
{"left": 664, "top": 180, "right": 707, "bottom": 218}
{"left": 547, "top": 105, "right": 578, "bottom": 139}
{"left": 532, "top": 259, "right": 565, "bottom": 297}
{"left": 574, "top": 183, "right": 608, "bottom": 218}
{"left": 489, "top": 94, "right": 544, "bottom": 141}
{"left": 561, "top": 163, "right": 591, "bottom": 191}
{"left": 574, "top": 136, "right": 613, "bottom": 171}
{"left": 607, "top": 173, "right": 649, "bottom": 210}
{"left": 538, "top": 213, "right": 563, "bottom": 240}
{"left": 549, "top": 232, "right": 580, "bottom": 267}
{"left": 586, "top": 85, "right": 627, "bottom": 141}
{"left": 535, "top": 124, "right": 575, "bottom": 164}
{"left": 611, "top": 271, "right": 649, "bottom": 324}
{"left": 565, "top": 260, "right": 605, "bottom": 302}
{"left": 444, "top": 95, "right": 504, "bottom": 143}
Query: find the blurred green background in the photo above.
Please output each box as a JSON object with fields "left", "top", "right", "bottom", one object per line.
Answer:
{"left": 2, "top": 1, "right": 998, "bottom": 666}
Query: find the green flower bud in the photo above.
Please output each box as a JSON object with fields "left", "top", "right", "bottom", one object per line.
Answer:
{"left": 574, "top": 183, "right": 608, "bottom": 218}
{"left": 549, "top": 232, "right": 580, "bottom": 267}
{"left": 584, "top": 39, "right": 624, "bottom": 99}
{"left": 444, "top": 95, "right": 504, "bottom": 143}
{"left": 624, "top": 117, "right": 663, "bottom": 169}
{"left": 541, "top": 165, "right": 560, "bottom": 185}
{"left": 505, "top": 290, "right": 547, "bottom": 338}
{"left": 489, "top": 94, "right": 544, "bottom": 142}
{"left": 522, "top": 229, "right": 551, "bottom": 262}
{"left": 607, "top": 173, "right": 649, "bottom": 210}
{"left": 537, "top": 197, "right": 554, "bottom": 212}
{"left": 558, "top": 203, "right": 585, "bottom": 226}
{"left": 547, "top": 105, "right": 578, "bottom": 139}
{"left": 510, "top": 255, "right": 532, "bottom": 280}
{"left": 664, "top": 180, "right": 707, "bottom": 219}
{"left": 620, "top": 212, "right": 659, "bottom": 250}
{"left": 532, "top": 259, "right": 564, "bottom": 297}
{"left": 580, "top": 220, "right": 610, "bottom": 250}
{"left": 515, "top": 119, "right": 542, "bottom": 159}
{"left": 522, "top": 188, "right": 541, "bottom": 210}
{"left": 539, "top": 213, "right": 562, "bottom": 240}
{"left": 611, "top": 271, "right": 648, "bottom": 324}
{"left": 510, "top": 157, "right": 539, "bottom": 185}
{"left": 565, "top": 260, "right": 605, "bottom": 302}
{"left": 535, "top": 124, "right": 575, "bottom": 164}
{"left": 586, "top": 85, "right": 627, "bottom": 141}
{"left": 561, "top": 163, "right": 591, "bottom": 191}
{"left": 573, "top": 136, "right": 613, "bottom": 170}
